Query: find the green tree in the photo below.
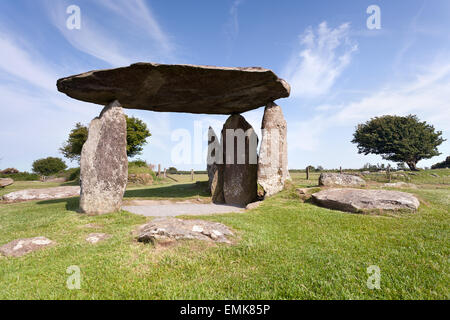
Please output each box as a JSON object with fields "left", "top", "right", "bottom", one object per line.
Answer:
{"left": 32, "top": 157, "right": 67, "bottom": 176}
{"left": 126, "top": 116, "right": 151, "bottom": 158}
{"left": 60, "top": 123, "right": 88, "bottom": 162}
{"left": 352, "top": 115, "right": 445, "bottom": 171}
{"left": 60, "top": 116, "right": 151, "bottom": 161}
{"left": 431, "top": 156, "right": 450, "bottom": 169}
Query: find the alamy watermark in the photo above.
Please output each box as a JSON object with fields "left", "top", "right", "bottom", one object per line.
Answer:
{"left": 66, "top": 5, "right": 81, "bottom": 30}
{"left": 366, "top": 265, "right": 381, "bottom": 290}
{"left": 171, "top": 121, "right": 284, "bottom": 166}
{"left": 367, "top": 5, "right": 381, "bottom": 30}
{"left": 66, "top": 265, "right": 81, "bottom": 290}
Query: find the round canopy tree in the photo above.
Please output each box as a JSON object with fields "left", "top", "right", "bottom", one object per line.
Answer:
{"left": 352, "top": 115, "right": 445, "bottom": 171}
{"left": 32, "top": 157, "right": 67, "bottom": 176}
{"left": 61, "top": 116, "right": 151, "bottom": 161}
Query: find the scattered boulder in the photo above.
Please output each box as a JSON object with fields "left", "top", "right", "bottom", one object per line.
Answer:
{"left": 319, "top": 173, "right": 366, "bottom": 187}
{"left": 312, "top": 188, "right": 420, "bottom": 213}
{"left": 0, "top": 178, "right": 14, "bottom": 188}
{"left": 384, "top": 182, "right": 418, "bottom": 189}
{"left": 85, "top": 233, "right": 111, "bottom": 244}
{"left": 246, "top": 201, "right": 263, "bottom": 210}
{"left": 257, "top": 102, "right": 289, "bottom": 197}
{"left": 222, "top": 114, "right": 258, "bottom": 206}
{"left": 0, "top": 237, "right": 54, "bottom": 257}
{"left": 79, "top": 101, "right": 128, "bottom": 215}
{"left": 57, "top": 63, "right": 290, "bottom": 115}
{"left": 2, "top": 186, "right": 80, "bottom": 202}
{"left": 137, "top": 218, "right": 233, "bottom": 244}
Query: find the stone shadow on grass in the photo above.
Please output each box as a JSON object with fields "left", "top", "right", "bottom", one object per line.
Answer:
{"left": 35, "top": 183, "right": 210, "bottom": 212}
{"left": 124, "top": 183, "right": 210, "bottom": 199}
{"left": 36, "top": 197, "right": 80, "bottom": 212}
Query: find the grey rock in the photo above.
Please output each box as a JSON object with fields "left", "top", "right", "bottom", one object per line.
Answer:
{"left": 2, "top": 186, "right": 80, "bottom": 202}
{"left": 57, "top": 63, "right": 291, "bottom": 115}
{"left": 257, "top": 102, "right": 289, "bottom": 197}
{"left": 0, "top": 178, "right": 14, "bottom": 188}
{"left": 137, "top": 218, "right": 234, "bottom": 244}
{"left": 319, "top": 173, "right": 366, "bottom": 187}
{"left": 312, "top": 188, "right": 420, "bottom": 213}
{"left": 207, "top": 127, "right": 224, "bottom": 203}
{"left": 246, "top": 201, "right": 263, "bottom": 210}
{"left": 79, "top": 100, "right": 128, "bottom": 215}
{"left": 0, "top": 237, "right": 54, "bottom": 257}
{"left": 85, "top": 233, "right": 111, "bottom": 244}
{"left": 221, "top": 114, "right": 258, "bottom": 206}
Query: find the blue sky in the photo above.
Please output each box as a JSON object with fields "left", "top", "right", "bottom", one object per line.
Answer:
{"left": 0, "top": 0, "right": 449, "bottom": 171}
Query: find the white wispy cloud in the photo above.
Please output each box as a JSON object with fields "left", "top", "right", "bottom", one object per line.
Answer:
{"left": 98, "top": 0, "right": 173, "bottom": 54}
{"left": 0, "top": 33, "right": 57, "bottom": 91}
{"left": 45, "top": 0, "right": 131, "bottom": 67}
{"left": 226, "top": 0, "right": 243, "bottom": 40}
{"left": 45, "top": 0, "right": 175, "bottom": 67}
{"left": 283, "top": 21, "right": 358, "bottom": 98}
{"left": 289, "top": 59, "right": 450, "bottom": 152}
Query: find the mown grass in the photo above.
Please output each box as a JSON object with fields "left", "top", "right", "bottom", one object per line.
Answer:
{"left": 0, "top": 170, "right": 448, "bottom": 299}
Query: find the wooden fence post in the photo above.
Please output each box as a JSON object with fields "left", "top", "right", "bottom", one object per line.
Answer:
{"left": 191, "top": 169, "right": 194, "bottom": 181}
{"left": 306, "top": 166, "right": 310, "bottom": 180}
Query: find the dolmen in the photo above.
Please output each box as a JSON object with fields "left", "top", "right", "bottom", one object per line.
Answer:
{"left": 57, "top": 63, "right": 291, "bottom": 214}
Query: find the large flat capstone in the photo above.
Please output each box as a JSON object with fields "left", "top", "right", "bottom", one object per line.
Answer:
{"left": 312, "top": 188, "right": 420, "bottom": 213}
{"left": 57, "top": 63, "right": 290, "bottom": 115}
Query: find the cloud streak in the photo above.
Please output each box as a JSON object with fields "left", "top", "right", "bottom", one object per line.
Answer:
{"left": 289, "top": 59, "right": 450, "bottom": 153}
{"left": 283, "top": 21, "right": 358, "bottom": 98}
{"left": 45, "top": 0, "right": 175, "bottom": 67}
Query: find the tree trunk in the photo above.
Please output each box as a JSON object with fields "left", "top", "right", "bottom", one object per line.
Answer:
{"left": 406, "top": 161, "right": 419, "bottom": 171}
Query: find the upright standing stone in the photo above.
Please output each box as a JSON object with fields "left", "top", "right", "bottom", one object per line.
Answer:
{"left": 222, "top": 114, "right": 258, "bottom": 206}
{"left": 207, "top": 127, "right": 224, "bottom": 203}
{"left": 257, "top": 103, "right": 289, "bottom": 198}
{"left": 80, "top": 100, "right": 128, "bottom": 215}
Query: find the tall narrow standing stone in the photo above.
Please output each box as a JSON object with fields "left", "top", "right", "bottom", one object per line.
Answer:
{"left": 207, "top": 127, "right": 224, "bottom": 203}
{"left": 80, "top": 100, "right": 128, "bottom": 215}
{"left": 257, "top": 102, "right": 289, "bottom": 198}
{"left": 222, "top": 114, "right": 258, "bottom": 206}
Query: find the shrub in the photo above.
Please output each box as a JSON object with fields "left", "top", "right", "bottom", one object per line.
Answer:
{"left": 167, "top": 167, "right": 178, "bottom": 174}
{"left": 129, "top": 159, "right": 148, "bottom": 168}
{"left": 0, "top": 172, "right": 39, "bottom": 181}
{"left": 431, "top": 156, "right": 450, "bottom": 169}
{"left": 32, "top": 157, "right": 67, "bottom": 177}
{"left": 0, "top": 168, "right": 19, "bottom": 174}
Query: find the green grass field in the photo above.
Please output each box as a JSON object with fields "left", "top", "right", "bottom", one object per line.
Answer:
{"left": 0, "top": 170, "right": 448, "bottom": 299}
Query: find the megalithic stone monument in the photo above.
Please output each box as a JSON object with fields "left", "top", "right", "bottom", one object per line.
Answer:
{"left": 207, "top": 127, "right": 225, "bottom": 204}
{"left": 257, "top": 102, "right": 289, "bottom": 198}
{"left": 79, "top": 100, "right": 128, "bottom": 214}
{"left": 221, "top": 114, "right": 259, "bottom": 206}
{"left": 57, "top": 62, "right": 290, "bottom": 214}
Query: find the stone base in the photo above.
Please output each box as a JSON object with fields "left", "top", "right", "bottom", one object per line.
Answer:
{"left": 79, "top": 100, "right": 128, "bottom": 215}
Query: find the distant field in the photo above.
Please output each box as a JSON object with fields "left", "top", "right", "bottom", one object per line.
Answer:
{"left": 0, "top": 169, "right": 448, "bottom": 299}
